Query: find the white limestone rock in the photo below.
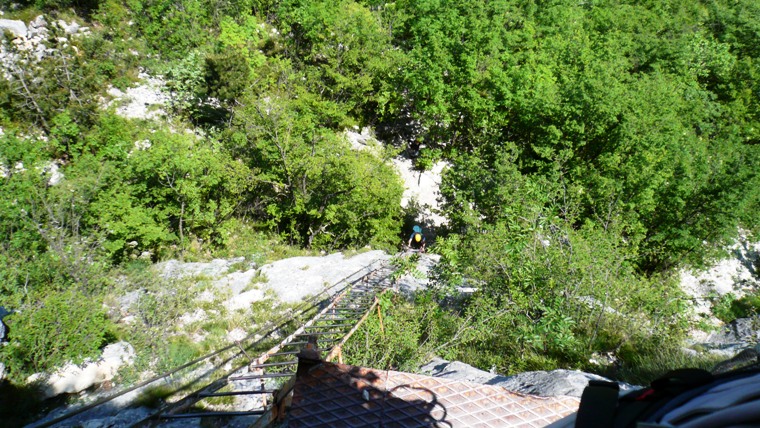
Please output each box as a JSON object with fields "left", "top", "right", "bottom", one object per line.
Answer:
{"left": 345, "top": 127, "right": 383, "bottom": 157}
{"left": 393, "top": 158, "right": 448, "bottom": 227}
{"left": 178, "top": 308, "right": 207, "bottom": 327}
{"left": 421, "top": 357, "right": 639, "bottom": 398}
{"left": 57, "top": 19, "right": 79, "bottom": 35}
{"left": 0, "top": 19, "right": 27, "bottom": 38}
{"left": 256, "top": 250, "right": 390, "bottom": 303}
{"left": 226, "top": 328, "right": 247, "bottom": 343}
{"left": 28, "top": 342, "right": 135, "bottom": 399}
{"left": 42, "top": 161, "right": 64, "bottom": 186}
{"left": 157, "top": 257, "right": 246, "bottom": 280}
{"left": 681, "top": 236, "right": 760, "bottom": 319}
{"left": 106, "top": 73, "right": 168, "bottom": 120}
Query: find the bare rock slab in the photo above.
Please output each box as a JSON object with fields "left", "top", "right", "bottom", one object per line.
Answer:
{"left": 0, "top": 19, "right": 27, "bottom": 38}
{"left": 27, "top": 342, "right": 135, "bottom": 399}
{"left": 421, "top": 357, "right": 638, "bottom": 398}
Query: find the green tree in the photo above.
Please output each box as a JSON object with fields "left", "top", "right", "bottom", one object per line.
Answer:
{"left": 232, "top": 91, "right": 403, "bottom": 249}
{"left": 98, "top": 132, "right": 252, "bottom": 258}
{"left": 128, "top": 0, "right": 213, "bottom": 59}
{"left": 279, "top": 0, "right": 403, "bottom": 124}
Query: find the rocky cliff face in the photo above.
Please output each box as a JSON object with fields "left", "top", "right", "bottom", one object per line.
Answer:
{"left": 681, "top": 235, "right": 760, "bottom": 357}
{"left": 680, "top": 237, "right": 760, "bottom": 319}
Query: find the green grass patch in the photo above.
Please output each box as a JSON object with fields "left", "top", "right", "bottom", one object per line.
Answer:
{"left": 132, "top": 384, "right": 176, "bottom": 408}
{"left": 2, "top": 6, "right": 45, "bottom": 23}
{"left": 602, "top": 343, "right": 724, "bottom": 386}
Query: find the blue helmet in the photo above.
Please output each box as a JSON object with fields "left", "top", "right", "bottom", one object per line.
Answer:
{"left": 412, "top": 225, "right": 422, "bottom": 233}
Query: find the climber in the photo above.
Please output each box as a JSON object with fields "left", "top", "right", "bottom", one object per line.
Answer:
{"left": 409, "top": 138, "right": 421, "bottom": 158}
{"left": 407, "top": 225, "right": 426, "bottom": 253}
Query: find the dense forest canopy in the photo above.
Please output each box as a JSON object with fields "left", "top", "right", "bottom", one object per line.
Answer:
{"left": 1, "top": 0, "right": 760, "bottom": 387}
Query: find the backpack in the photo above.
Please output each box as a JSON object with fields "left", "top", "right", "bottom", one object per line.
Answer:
{"left": 573, "top": 346, "right": 760, "bottom": 428}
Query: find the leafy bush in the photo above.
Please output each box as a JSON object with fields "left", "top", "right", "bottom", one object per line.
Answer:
{"left": 164, "top": 51, "right": 208, "bottom": 117}
{"left": 88, "top": 131, "right": 252, "bottom": 260}
{"left": 413, "top": 147, "right": 442, "bottom": 172}
{"left": 712, "top": 292, "right": 760, "bottom": 323}
{"left": 344, "top": 292, "right": 448, "bottom": 372}
{"left": 1, "top": 289, "right": 111, "bottom": 379}
{"left": 390, "top": 253, "right": 423, "bottom": 283}
{"left": 128, "top": 0, "right": 214, "bottom": 59}
{"left": 415, "top": 163, "right": 693, "bottom": 375}
{"left": 1, "top": 25, "right": 103, "bottom": 131}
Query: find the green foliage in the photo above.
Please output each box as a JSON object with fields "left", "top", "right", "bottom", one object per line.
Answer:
{"left": 20, "top": 0, "right": 101, "bottom": 13}
{"left": 204, "top": 46, "right": 250, "bottom": 106}
{"left": 712, "top": 292, "right": 760, "bottom": 323}
{"left": 128, "top": 0, "right": 214, "bottom": 59}
{"left": 49, "top": 111, "right": 82, "bottom": 159}
{"left": 344, "top": 292, "right": 452, "bottom": 372}
{"left": 217, "top": 14, "right": 267, "bottom": 75}
{"left": 153, "top": 336, "right": 202, "bottom": 373}
{"left": 5, "top": 0, "right": 760, "bottom": 390}
{"left": 389, "top": 253, "right": 423, "bottom": 283}
{"left": 611, "top": 342, "right": 723, "bottom": 386}
{"left": 0, "top": 133, "right": 48, "bottom": 254}
{"left": 87, "top": 2, "right": 144, "bottom": 88}
{"left": 1, "top": 289, "right": 111, "bottom": 379}
{"left": 134, "top": 285, "right": 193, "bottom": 328}
{"left": 278, "top": 0, "right": 403, "bottom": 121}
{"left": 231, "top": 92, "right": 403, "bottom": 249}
{"left": 412, "top": 147, "right": 442, "bottom": 172}
{"left": 0, "top": 17, "right": 126, "bottom": 132}
{"left": 432, "top": 166, "right": 691, "bottom": 373}
{"left": 0, "top": 130, "right": 117, "bottom": 303}
{"left": 164, "top": 51, "right": 208, "bottom": 117}
{"left": 390, "top": 0, "right": 760, "bottom": 272}
{"left": 92, "top": 131, "right": 252, "bottom": 260}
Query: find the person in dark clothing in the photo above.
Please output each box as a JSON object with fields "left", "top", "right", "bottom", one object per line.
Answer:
{"left": 409, "top": 138, "right": 421, "bottom": 158}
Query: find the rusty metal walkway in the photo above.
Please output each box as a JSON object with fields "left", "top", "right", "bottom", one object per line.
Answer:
{"left": 288, "top": 360, "right": 580, "bottom": 427}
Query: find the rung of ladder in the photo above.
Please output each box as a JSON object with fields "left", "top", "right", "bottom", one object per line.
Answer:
{"left": 282, "top": 338, "right": 339, "bottom": 347}
{"left": 305, "top": 323, "right": 353, "bottom": 329}
{"left": 248, "top": 360, "right": 297, "bottom": 369}
{"left": 296, "top": 331, "right": 343, "bottom": 336}
{"left": 269, "top": 347, "right": 333, "bottom": 357}
{"left": 229, "top": 372, "right": 294, "bottom": 381}
{"left": 199, "top": 390, "right": 277, "bottom": 397}
{"left": 158, "top": 410, "right": 267, "bottom": 419}
{"left": 269, "top": 351, "right": 299, "bottom": 356}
